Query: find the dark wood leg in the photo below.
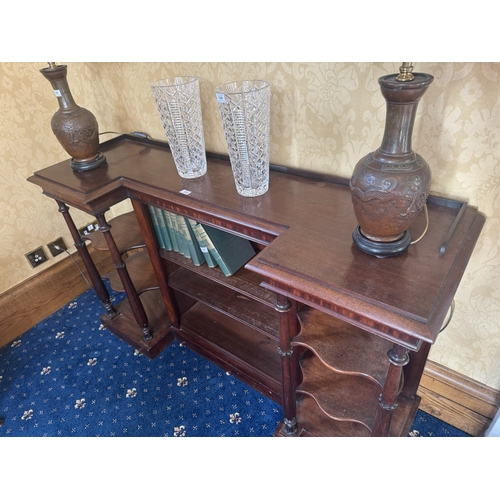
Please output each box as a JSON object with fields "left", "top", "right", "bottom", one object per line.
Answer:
{"left": 276, "top": 294, "right": 299, "bottom": 436}
{"left": 372, "top": 344, "right": 409, "bottom": 437}
{"left": 131, "top": 199, "right": 179, "bottom": 328}
{"left": 402, "top": 342, "right": 431, "bottom": 397}
{"left": 56, "top": 201, "right": 116, "bottom": 317}
{"left": 95, "top": 212, "right": 152, "bottom": 341}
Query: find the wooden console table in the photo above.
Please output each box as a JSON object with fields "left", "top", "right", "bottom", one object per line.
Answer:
{"left": 28, "top": 135, "right": 485, "bottom": 437}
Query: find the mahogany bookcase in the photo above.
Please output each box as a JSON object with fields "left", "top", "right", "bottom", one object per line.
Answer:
{"left": 28, "top": 135, "right": 485, "bottom": 437}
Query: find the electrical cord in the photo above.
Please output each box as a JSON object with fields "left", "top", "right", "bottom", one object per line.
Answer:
{"left": 56, "top": 246, "right": 94, "bottom": 290}
{"left": 99, "top": 131, "right": 153, "bottom": 140}
{"left": 440, "top": 300, "right": 455, "bottom": 332}
{"left": 55, "top": 245, "right": 118, "bottom": 302}
{"left": 405, "top": 202, "right": 454, "bottom": 332}
{"left": 410, "top": 203, "right": 429, "bottom": 245}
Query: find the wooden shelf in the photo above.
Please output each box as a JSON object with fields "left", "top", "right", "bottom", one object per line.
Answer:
{"left": 297, "top": 352, "right": 381, "bottom": 431}
{"left": 159, "top": 248, "right": 275, "bottom": 307}
{"left": 84, "top": 211, "right": 145, "bottom": 254}
{"left": 103, "top": 250, "right": 158, "bottom": 295}
{"left": 291, "top": 394, "right": 372, "bottom": 437}
{"left": 275, "top": 392, "right": 420, "bottom": 437}
{"left": 101, "top": 289, "right": 173, "bottom": 359}
{"left": 169, "top": 266, "right": 279, "bottom": 339}
{"left": 293, "top": 307, "right": 391, "bottom": 386}
{"left": 175, "top": 302, "right": 282, "bottom": 403}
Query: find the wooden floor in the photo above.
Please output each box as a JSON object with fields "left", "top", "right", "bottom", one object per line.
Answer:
{"left": 1, "top": 248, "right": 498, "bottom": 436}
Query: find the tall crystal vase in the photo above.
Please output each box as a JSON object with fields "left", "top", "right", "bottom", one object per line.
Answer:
{"left": 151, "top": 76, "right": 207, "bottom": 179}
{"left": 350, "top": 64, "right": 434, "bottom": 258}
{"left": 39, "top": 63, "right": 106, "bottom": 172}
{"left": 215, "top": 80, "right": 271, "bottom": 197}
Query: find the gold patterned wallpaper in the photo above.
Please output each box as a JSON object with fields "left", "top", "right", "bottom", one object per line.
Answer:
{"left": 1, "top": 62, "right": 499, "bottom": 390}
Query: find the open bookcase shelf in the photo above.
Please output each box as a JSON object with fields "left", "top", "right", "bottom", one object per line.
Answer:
{"left": 87, "top": 208, "right": 282, "bottom": 398}
{"left": 177, "top": 302, "right": 282, "bottom": 403}
{"left": 293, "top": 307, "right": 392, "bottom": 386}
{"left": 104, "top": 250, "right": 158, "bottom": 294}
{"left": 159, "top": 237, "right": 282, "bottom": 402}
{"left": 277, "top": 392, "right": 420, "bottom": 437}
{"left": 297, "top": 352, "right": 381, "bottom": 431}
{"left": 159, "top": 247, "right": 275, "bottom": 307}
{"left": 293, "top": 395, "right": 372, "bottom": 437}
{"left": 287, "top": 307, "right": 419, "bottom": 436}
{"left": 85, "top": 212, "right": 174, "bottom": 359}
{"left": 168, "top": 266, "right": 279, "bottom": 339}
{"left": 83, "top": 211, "right": 144, "bottom": 253}
{"left": 28, "top": 135, "right": 485, "bottom": 437}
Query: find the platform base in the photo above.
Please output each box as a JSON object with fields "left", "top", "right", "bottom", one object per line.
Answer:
{"left": 352, "top": 226, "right": 411, "bottom": 258}
{"left": 71, "top": 152, "right": 107, "bottom": 172}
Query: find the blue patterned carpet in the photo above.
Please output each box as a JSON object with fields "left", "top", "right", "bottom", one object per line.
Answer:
{"left": 0, "top": 286, "right": 470, "bottom": 438}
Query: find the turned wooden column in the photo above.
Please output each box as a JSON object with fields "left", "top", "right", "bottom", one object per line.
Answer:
{"left": 56, "top": 201, "right": 116, "bottom": 317}
{"left": 372, "top": 343, "right": 409, "bottom": 436}
{"left": 95, "top": 212, "right": 153, "bottom": 341}
{"left": 276, "top": 294, "right": 299, "bottom": 436}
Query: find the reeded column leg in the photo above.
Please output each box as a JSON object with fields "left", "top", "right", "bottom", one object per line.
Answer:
{"left": 56, "top": 201, "right": 116, "bottom": 317}
{"left": 95, "top": 212, "right": 153, "bottom": 341}
{"left": 372, "top": 344, "right": 409, "bottom": 437}
{"left": 276, "top": 294, "right": 299, "bottom": 436}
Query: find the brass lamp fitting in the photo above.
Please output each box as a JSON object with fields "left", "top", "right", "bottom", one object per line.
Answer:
{"left": 396, "top": 62, "right": 415, "bottom": 81}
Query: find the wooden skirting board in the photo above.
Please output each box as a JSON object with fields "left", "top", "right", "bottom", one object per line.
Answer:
{"left": 1, "top": 252, "right": 498, "bottom": 437}
{"left": 0, "top": 246, "right": 114, "bottom": 350}
{"left": 417, "top": 360, "right": 500, "bottom": 436}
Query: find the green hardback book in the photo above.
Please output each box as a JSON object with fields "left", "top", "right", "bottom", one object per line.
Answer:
{"left": 164, "top": 211, "right": 180, "bottom": 253}
{"left": 201, "top": 224, "right": 256, "bottom": 277}
{"left": 154, "top": 207, "right": 172, "bottom": 251}
{"left": 148, "top": 205, "right": 165, "bottom": 249}
{"left": 181, "top": 217, "right": 205, "bottom": 266}
{"left": 195, "top": 224, "right": 227, "bottom": 274}
{"left": 188, "top": 219, "right": 216, "bottom": 268}
{"left": 175, "top": 214, "right": 191, "bottom": 259}
{"left": 170, "top": 211, "right": 183, "bottom": 254}
{"left": 159, "top": 210, "right": 175, "bottom": 252}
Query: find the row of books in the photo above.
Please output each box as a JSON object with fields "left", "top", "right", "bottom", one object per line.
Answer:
{"left": 147, "top": 206, "right": 256, "bottom": 277}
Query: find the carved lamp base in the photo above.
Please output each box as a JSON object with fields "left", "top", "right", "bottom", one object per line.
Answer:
{"left": 349, "top": 67, "right": 434, "bottom": 258}
{"left": 40, "top": 63, "right": 106, "bottom": 174}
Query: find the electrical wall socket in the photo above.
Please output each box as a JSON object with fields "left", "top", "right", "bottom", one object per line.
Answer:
{"left": 25, "top": 246, "right": 49, "bottom": 268}
{"left": 47, "top": 237, "right": 67, "bottom": 257}
{"left": 79, "top": 220, "right": 99, "bottom": 236}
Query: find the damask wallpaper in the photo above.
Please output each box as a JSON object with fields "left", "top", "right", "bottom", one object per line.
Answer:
{"left": 1, "top": 62, "right": 499, "bottom": 390}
